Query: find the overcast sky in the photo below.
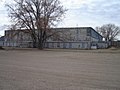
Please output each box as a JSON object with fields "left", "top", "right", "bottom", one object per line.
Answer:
{"left": 0, "top": 0, "right": 120, "bottom": 39}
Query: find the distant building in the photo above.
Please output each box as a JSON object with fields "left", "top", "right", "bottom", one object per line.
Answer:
{"left": 4, "top": 27, "right": 108, "bottom": 49}
{"left": 0, "top": 36, "right": 4, "bottom": 46}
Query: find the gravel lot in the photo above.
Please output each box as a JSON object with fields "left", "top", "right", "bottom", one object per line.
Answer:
{"left": 0, "top": 49, "right": 120, "bottom": 90}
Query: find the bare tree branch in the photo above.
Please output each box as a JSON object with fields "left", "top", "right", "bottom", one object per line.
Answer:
{"left": 96, "top": 24, "right": 120, "bottom": 41}
{"left": 6, "top": 0, "right": 67, "bottom": 49}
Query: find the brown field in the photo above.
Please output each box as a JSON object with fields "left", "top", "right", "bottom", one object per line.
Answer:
{"left": 0, "top": 48, "right": 120, "bottom": 90}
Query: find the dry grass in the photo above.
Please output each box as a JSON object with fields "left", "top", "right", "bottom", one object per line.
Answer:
{"left": 0, "top": 48, "right": 120, "bottom": 90}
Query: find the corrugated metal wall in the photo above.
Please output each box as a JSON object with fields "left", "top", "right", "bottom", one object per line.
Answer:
{"left": 2, "top": 41, "right": 108, "bottom": 49}
{"left": 45, "top": 42, "right": 91, "bottom": 49}
{"left": 0, "top": 42, "right": 4, "bottom": 46}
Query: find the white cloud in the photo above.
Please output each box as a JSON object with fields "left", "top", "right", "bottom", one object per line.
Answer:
{"left": 59, "top": 0, "right": 120, "bottom": 27}
{"left": 60, "top": 0, "right": 95, "bottom": 9}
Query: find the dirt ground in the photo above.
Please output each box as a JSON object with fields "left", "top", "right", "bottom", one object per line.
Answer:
{"left": 0, "top": 48, "right": 120, "bottom": 90}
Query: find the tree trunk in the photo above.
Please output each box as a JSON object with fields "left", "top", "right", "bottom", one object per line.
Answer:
{"left": 38, "top": 42, "right": 43, "bottom": 50}
{"left": 38, "top": 39, "right": 44, "bottom": 50}
{"left": 33, "top": 41, "right": 37, "bottom": 48}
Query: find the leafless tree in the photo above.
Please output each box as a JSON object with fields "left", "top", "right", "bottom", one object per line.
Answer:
{"left": 96, "top": 24, "right": 120, "bottom": 41}
{"left": 6, "top": 0, "right": 66, "bottom": 49}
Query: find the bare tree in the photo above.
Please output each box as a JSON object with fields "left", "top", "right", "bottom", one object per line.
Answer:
{"left": 6, "top": 0, "right": 66, "bottom": 49}
{"left": 96, "top": 24, "right": 120, "bottom": 41}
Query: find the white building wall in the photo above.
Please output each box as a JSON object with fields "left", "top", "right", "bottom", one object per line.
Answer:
{"left": 0, "top": 41, "right": 4, "bottom": 46}
{"left": 4, "top": 27, "right": 106, "bottom": 49}
{"left": 45, "top": 41, "right": 91, "bottom": 49}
